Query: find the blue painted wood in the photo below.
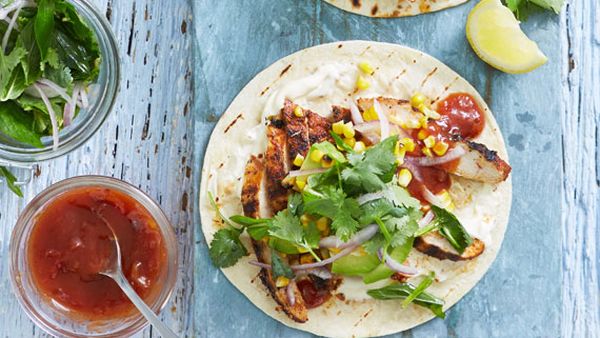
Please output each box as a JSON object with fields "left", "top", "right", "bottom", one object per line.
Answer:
{"left": 192, "top": 0, "right": 597, "bottom": 337}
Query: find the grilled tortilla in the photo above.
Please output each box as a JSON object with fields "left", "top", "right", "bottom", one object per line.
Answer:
{"left": 323, "top": 0, "right": 469, "bottom": 18}
{"left": 200, "top": 41, "right": 512, "bottom": 337}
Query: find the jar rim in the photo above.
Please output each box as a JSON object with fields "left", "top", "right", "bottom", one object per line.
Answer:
{"left": 9, "top": 175, "right": 179, "bottom": 337}
{"left": 0, "top": 0, "right": 120, "bottom": 165}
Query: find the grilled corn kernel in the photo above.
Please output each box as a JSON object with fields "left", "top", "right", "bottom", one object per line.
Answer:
{"left": 356, "top": 75, "right": 370, "bottom": 90}
{"left": 398, "top": 168, "right": 413, "bottom": 187}
{"left": 295, "top": 179, "right": 306, "bottom": 191}
{"left": 358, "top": 61, "right": 375, "bottom": 75}
{"left": 293, "top": 106, "right": 304, "bottom": 117}
{"left": 354, "top": 141, "right": 366, "bottom": 153}
{"left": 310, "top": 149, "right": 324, "bottom": 162}
{"left": 332, "top": 121, "right": 345, "bottom": 135}
{"left": 293, "top": 154, "right": 305, "bottom": 167}
{"left": 433, "top": 141, "right": 449, "bottom": 156}
{"left": 321, "top": 157, "right": 334, "bottom": 168}
{"left": 329, "top": 248, "right": 341, "bottom": 255}
{"left": 344, "top": 137, "right": 356, "bottom": 148}
{"left": 424, "top": 135, "right": 436, "bottom": 148}
{"left": 423, "top": 106, "right": 441, "bottom": 120}
{"left": 316, "top": 217, "right": 329, "bottom": 232}
{"left": 342, "top": 122, "right": 355, "bottom": 138}
{"left": 300, "top": 214, "right": 311, "bottom": 225}
{"left": 300, "top": 254, "right": 315, "bottom": 264}
{"left": 402, "top": 119, "right": 421, "bottom": 129}
{"left": 411, "top": 93, "right": 427, "bottom": 108}
{"left": 419, "top": 115, "right": 428, "bottom": 128}
{"left": 396, "top": 148, "right": 406, "bottom": 165}
{"left": 276, "top": 276, "right": 290, "bottom": 288}
{"left": 422, "top": 147, "right": 433, "bottom": 157}
{"left": 400, "top": 138, "right": 416, "bottom": 152}
{"left": 417, "top": 129, "right": 429, "bottom": 140}
{"left": 362, "top": 106, "right": 378, "bottom": 121}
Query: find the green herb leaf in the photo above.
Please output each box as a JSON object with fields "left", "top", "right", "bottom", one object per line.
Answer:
{"left": 208, "top": 227, "right": 248, "bottom": 268}
{"left": 0, "top": 46, "right": 26, "bottom": 96}
{"left": 0, "top": 101, "right": 43, "bottom": 147}
{"left": 303, "top": 186, "right": 361, "bottom": 241}
{"left": 287, "top": 192, "right": 304, "bottom": 216}
{"left": 431, "top": 205, "right": 473, "bottom": 254}
{"left": 34, "top": 0, "right": 56, "bottom": 61}
{"left": 367, "top": 282, "right": 445, "bottom": 319}
{"left": 342, "top": 135, "right": 398, "bottom": 195}
{"left": 271, "top": 250, "right": 294, "bottom": 279}
{"left": 0, "top": 166, "right": 23, "bottom": 197}
{"left": 330, "top": 131, "right": 354, "bottom": 153}
{"left": 269, "top": 209, "right": 320, "bottom": 260}
{"left": 401, "top": 272, "right": 435, "bottom": 308}
{"left": 229, "top": 215, "right": 270, "bottom": 226}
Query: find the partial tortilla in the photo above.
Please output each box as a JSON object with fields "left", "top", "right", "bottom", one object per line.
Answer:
{"left": 323, "top": 0, "right": 469, "bottom": 18}
{"left": 199, "top": 41, "right": 512, "bottom": 337}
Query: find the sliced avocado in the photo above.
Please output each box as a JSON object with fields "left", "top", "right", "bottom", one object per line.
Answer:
{"left": 362, "top": 246, "right": 410, "bottom": 284}
{"left": 332, "top": 253, "right": 380, "bottom": 276}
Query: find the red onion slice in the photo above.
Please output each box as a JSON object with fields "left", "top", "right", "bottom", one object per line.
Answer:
{"left": 37, "top": 79, "right": 72, "bottom": 102}
{"left": 307, "top": 267, "right": 333, "bottom": 280}
{"left": 406, "top": 146, "right": 467, "bottom": 167}
{"left": 290, "top": 245, "right": 359, "bottom": 270}
{"left": 287, "top": 280, "right": 296, "bottom": 305}
{"left": 33, "top": 84, "right": 59, "bottom": 151}
{"left": 354, "top": 121, "right": 380, "bottom": 134}
{"left": 356, "top": 191, "right": 385, "bottom": 205}
{"left": 381, "top": 250, "right": 419, "bottom": 276}
{"left": 350, "top": 101, "right": 364, "bottom": 124}
{"left": 1, "top": 4, "right": 21, "bottom": 52}
{"left": 319, "top": 224, "right": 378, "bottom": 249}
{"left": 287, "top": 167, "right": 328, "bottom": 178}
{"left": 373, "top": 99, "right": 390, "bottom": 139}
{"left": 421, "top": 186, "right": 446, "bottom": 208}
{"left": 418, "top": 210, "right": 434, "bottom": 228}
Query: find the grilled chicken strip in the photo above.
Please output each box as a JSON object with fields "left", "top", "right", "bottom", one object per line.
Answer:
{"left": 356, "top": 97, "right": 414, "bottom": 121}
{"left": 282, "top": 99, "right": 310, "bottom": 163}
{"left": 266, "top": 119, "right": 289, "bottom": 212}
{"left": 307, "top": 111, "right": 333, "bottom": 145}
{"left": 441, "top": 140, "right": 511, "bottom": 184}
{"left": 414, "top": 232, "right": 485, "bottom": 261}
{"left": 241, "top": 156, "right": 309, "bottom": 323}
{"left": 332, "top": 105, "right": 352, "bottom": 123}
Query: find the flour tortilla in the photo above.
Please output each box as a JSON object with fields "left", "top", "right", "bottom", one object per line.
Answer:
{"left": 199, "top": 41, "right": 512, "bottom": 337}
{"left": 323, "top": 0, "right": 468, "bottom": 17}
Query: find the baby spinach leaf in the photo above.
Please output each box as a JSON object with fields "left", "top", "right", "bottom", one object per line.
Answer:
{"left": 0, "top": 101, "right": 43, "bottom": 147}
{"left": 0, "top": 166, "right": 23, "bottom": 197}
{"left": 34, "top": 0, "right": 56, "bottom": 61}
{"left": 367, "top": 282, "right": 445, "bottom": 318}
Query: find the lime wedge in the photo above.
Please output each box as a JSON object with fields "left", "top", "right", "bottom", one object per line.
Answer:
{"left": 466, "top": 0, "right": 548, "bottom": 74}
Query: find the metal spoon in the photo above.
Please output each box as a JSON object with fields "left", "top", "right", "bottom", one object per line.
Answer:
{"left": 99, "top": 222, "right": 179, "bottom": 338}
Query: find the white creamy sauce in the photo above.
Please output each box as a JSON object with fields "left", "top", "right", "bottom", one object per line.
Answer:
{"left": 233, "top": 62, "right": 499, "bottom": 301}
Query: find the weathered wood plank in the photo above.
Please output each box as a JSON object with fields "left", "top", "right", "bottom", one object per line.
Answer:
{"left": 561, "top": 1, "right": 600, "bottom": 336}
{"left": 0, "top": 0, "right": 194, "bottom": 337}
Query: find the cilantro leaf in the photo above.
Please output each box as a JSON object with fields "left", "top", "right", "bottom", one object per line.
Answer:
{"left": 209, "top": 228, "right": 248, "bottom": 268}
{"left": 367, "top": 282, "right": 446, "bottom": 319}
{"left": 303, "top": 186, "right": 361, "bottom": 241}
{"left": 342, "top": 135, "right": 398, "bottom": 195}
{"left": 287, "top": 192, "right": 304, "bottom": 216}
{"left": 330, "top": 131, "right": 355, "bottom": 153}
{"left": 0, "top": 166, "right": 23, "bottom": 197}
{"left": 431, "top": 206, "right": 473, "bottom": 254}
{"left": 269, "top": 210, "right": 320, "bottom": 260}
{"left": 271, "top": 250, "right": 294, "bottom": 279}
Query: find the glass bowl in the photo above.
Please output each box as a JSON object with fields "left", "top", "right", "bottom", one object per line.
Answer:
{"left": 9, "top": 176, "right": 179, "bottom": 337}
{"left": 0, "top": 0, "right": 120, "bottom": 166}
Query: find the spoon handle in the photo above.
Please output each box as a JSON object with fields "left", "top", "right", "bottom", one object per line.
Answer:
{"left": 112, "top": 270, "right": 179, "bottom": 338}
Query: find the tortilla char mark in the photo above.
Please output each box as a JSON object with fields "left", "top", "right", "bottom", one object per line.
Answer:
{"left": 414, "top": 232, "right": 485, "bottom": 261}
{"left": 241, "top": 157, "right": 308, "bottom": 323}
{"left": 307, "top": 111, "right": 333, "bottom": 145}
{"left": 282, "top": 99, "right": 310, "bottom": 163}
{"left": 265, "top": 119, "right": 289, "bottom": 212}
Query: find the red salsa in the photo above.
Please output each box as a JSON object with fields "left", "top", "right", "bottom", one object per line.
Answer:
{"left": 408, "top": 93, "right": 485, "bottom": 202}
{"left": 296, "top": 278, "right": 331, "bottom": 309}
{"left": 27, "top": 187, "right": 167, "bottom": 319}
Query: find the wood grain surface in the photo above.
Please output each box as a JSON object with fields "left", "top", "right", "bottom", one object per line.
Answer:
{"left": 0, "top": 0, "right": 598, "bottom": 337}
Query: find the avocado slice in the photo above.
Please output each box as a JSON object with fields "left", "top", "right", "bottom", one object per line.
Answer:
{"left": 332, "top": 252, "right": 380, "bottom": 276}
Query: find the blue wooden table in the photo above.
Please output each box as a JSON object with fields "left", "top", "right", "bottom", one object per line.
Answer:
{"left": 0, "top": 0, "right": 598, "bottom": 337}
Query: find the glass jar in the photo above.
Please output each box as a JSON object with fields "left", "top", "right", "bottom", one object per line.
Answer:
{"left": 0, "top": 0, "right": 120, "bottom": 176}
{"left": 10, "top": 176, "right": 179, "bottom": 337}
